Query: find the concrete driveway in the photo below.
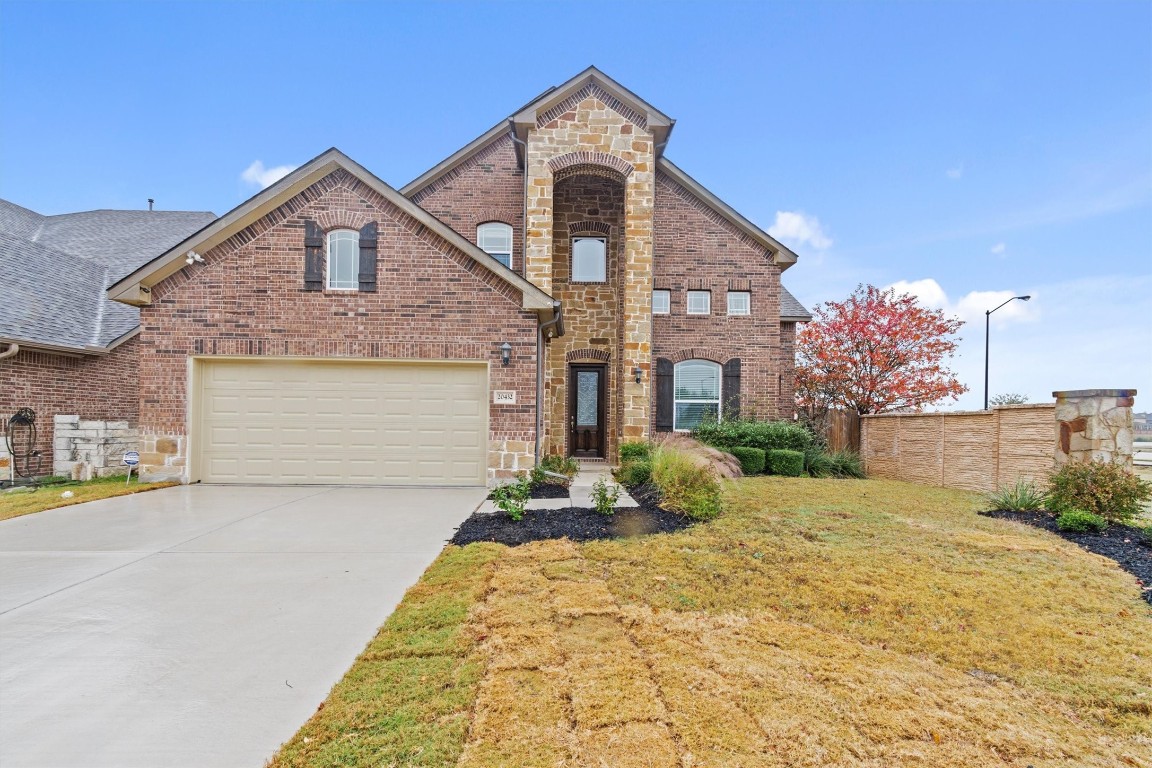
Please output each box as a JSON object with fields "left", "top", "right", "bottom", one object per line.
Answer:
{"left": 0, "top": 484, "right": 485, "bottom": 768}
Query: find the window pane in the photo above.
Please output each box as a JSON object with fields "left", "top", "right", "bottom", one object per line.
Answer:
{"left": 478, "top": 223, "right": 512, "bottom": 251}
{"left": 687, "top": 290, "right": 711, "bottom": 314}
{"left": 675, "top": 402, "right": 718, "bottom": 431}
{"left": 576, "top": 371, "right": 599, "bottom": 426}
{"left": 328, "top": 230, "right": 359, "bottom": 290}
{"left": 728, "top": 291, "right": 750, "bottom": 315}
{"left": 675, "top": 360, "right": 720, "bottom": 399}
{"left": 572, "top": 237, "right": 606, "bottom": 282}
{"left": 491, "top": 252, "right": 511, "bottom": 268}
{"left": 652, "top": 289, "right": 670, "bottom": 314}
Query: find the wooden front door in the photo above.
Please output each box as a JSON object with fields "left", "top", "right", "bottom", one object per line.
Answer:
{"left": 569, "top": 365, "right": 606, "bottom": 458}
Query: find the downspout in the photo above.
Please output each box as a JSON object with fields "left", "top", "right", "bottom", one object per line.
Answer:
{"left": 536, "top": 302, "right": 564, "bottom": 465}
{"left": 0, "top": 343, "right": 18, "bottom": 361}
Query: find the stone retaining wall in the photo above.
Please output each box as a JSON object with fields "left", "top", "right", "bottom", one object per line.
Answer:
{"left": 53, "top": 415, "right": 140, "bottom": 480}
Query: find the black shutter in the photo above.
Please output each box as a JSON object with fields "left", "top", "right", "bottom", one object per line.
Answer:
{"left": 723, "top": 358, "right": 741, "bottom": 419}
{"left": 358, "top": 221, "right": 378, "bottom": 292}
{"left": 656, "top": 357, "right": 674, "bottom": 431}
{"left": 303, "top": 219, "right": 323, "bottom": 291}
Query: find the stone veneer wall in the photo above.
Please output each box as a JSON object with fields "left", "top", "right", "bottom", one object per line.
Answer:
{"left": 53, "top": 415, "right": 140, "bottom": 479}
{"left": 525, "top": 87, "right": 654, "bottom": 454}
{"left": 1053, "top": 389, "right": 1137, "bottom": 469}
{"left": 861, "top": 404, "right": 1056, "bottom": 493}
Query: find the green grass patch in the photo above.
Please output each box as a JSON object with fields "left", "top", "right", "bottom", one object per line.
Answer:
{"left": 0, "top": 475, "right": 177, "bottom": 521}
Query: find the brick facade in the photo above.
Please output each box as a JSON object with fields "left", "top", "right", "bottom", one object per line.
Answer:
{"left": 137, "top": 169, "right": 539, "bottom": 481}
{"left": 0, "top": 339, "right": 140, "bottom": 474}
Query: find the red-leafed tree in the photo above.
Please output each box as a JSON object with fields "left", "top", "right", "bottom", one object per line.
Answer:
{"left": 796, "top": 284, "right": 967, "bottom": 415}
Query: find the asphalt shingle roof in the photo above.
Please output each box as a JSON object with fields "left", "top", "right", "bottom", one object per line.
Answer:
{"left": 780, "top": 286, "right": 812, "bottom": 321}
{"left": 0, "top": 199, "right": 214, "bottom": 352}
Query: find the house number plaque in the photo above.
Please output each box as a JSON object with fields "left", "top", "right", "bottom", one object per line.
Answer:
{"left": 492, "top": 390, "right": 516, "bottom": 405}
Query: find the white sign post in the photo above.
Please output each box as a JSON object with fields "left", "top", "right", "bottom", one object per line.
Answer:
{"left": 123, "top": 451, "right": 140, "bottom": 485}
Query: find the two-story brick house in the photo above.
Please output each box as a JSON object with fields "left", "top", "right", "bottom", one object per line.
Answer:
{"left": 107, "top": 67, "right": 810, "bottom": 485}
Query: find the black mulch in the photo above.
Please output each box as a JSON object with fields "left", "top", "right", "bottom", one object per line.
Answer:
{"left": 454, "top": 483, "right": 693, "bottom": 547}
{"left": 485, "top": 482, "right": 570, "bottom": 500}
{"left": 981, "top": 510, "right": 1152, "bottom": 604}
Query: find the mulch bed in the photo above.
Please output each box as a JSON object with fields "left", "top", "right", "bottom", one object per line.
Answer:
{"left": 981, "top": 510, "right": 1152, "bottom": 604}
{"left": 454, "top": 483, "right": 693, "bottom": 547}
{"left": 485, "top": 482, "right": 570, "bottom": 501}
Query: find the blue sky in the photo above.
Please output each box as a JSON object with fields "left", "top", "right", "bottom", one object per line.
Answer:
{"left": 2, "top": 0, "right": 1149, "bottom": 409}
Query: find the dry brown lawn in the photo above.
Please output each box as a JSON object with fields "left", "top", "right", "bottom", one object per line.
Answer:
{"left": 0, "top": 476, "right": 177, "bottom": 521}
{"left": 271, "top": 478, "right": 1152, "bottom": 768}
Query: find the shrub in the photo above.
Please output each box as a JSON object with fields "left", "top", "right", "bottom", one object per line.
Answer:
{"left": 537, "top": 454, "right": 578, "bottom": 484}
{"left": 825, "top": 449, "right": 866, "bottom": 479}
{"left": 591, "top": 476, "right": 621, "bottom": 516}
{"left": 1046, "top": 459, "right": 1152, "bottom": 524}
{"left": 491, "top": 476, "right": 531, "bottom": 521}
{"left": 730, "top": 447, "right": 766, "bottom": 475}
{"left": 650, "top": 446, "right": 723, "bottom": 521}
{"left": 803, "top": 445, "right": 833, "bottom": 478}
{"left": 766, "top": 449, "right": 805, "bottom": 477}
{"left": 693, "top": 418, "right": 812, "bottom": 454}
{"left": 619, "top": 441, "right": 652, "bottom": 462}
{"left": 986, "top": 480, "right": 1046, "bottom": 512}
{"left": 615, "top": 458, "right": 652, "bottom": 487}
{"left": 1056, "top": 509, "right": 1108, "bottom": 533}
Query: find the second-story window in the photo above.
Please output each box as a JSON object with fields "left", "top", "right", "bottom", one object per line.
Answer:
{"left": 727, "top": 291, "right": 751, "bottom": 315}
{"left": 477, "top": 222, "right": 513, "bottom": 268}
{"left": 652, "top": 289, "right": 670, "bottom": 315}
{"left": 571, "top": 237, "right": 606, "bottom": 282}
{"left": 327, "top": 229, "right": 359, "bottom": 290}
{"left": 687, "top": 290, "right": 711, "bottom": 315}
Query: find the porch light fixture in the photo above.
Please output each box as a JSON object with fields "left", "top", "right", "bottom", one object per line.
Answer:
{"left": 984, "top": 295, "right": 1031, "bottom": 410}
{"left": 634, "top": 367, "right": 642, "bottom": 384}
{"left": 500, "top": 342, "right": 512, "bottom": 367}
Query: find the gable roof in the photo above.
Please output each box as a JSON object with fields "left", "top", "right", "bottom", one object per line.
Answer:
{"left": 0, "top": 199, "right": 214, "bottom": 354}
{"left": 107, "top": 148, "right": 558, "bottom": 316}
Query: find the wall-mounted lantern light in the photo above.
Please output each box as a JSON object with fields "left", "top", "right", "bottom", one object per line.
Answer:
{"left": 500, "top": 342, "right": 512, "bottom": 367}
{"left": 634, "top": 367, "right": 643, "bottom": 384}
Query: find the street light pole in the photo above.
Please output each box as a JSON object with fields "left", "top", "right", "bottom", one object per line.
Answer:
{"left": 984, "top": 295, "right": 1032, "bottom": 410}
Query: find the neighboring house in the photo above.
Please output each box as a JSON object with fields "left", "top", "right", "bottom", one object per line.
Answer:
{"left": 0, "top": 199, "right": 214, "bottom": 475}
{"left": 68, "top": 67, "right": 808, "bottom": 486}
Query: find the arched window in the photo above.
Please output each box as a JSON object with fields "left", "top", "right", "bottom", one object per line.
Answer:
{"left": 571, "top": 236, "right": 606, "bottom": 282}
{"left": 477, "top": 222, "right": 513, "bottom": 268}
{"left": 326, "top": 229, "right": 359, "bottom": 290}
{"left": 674, "top": 360, "right": 722, "bottom": 431}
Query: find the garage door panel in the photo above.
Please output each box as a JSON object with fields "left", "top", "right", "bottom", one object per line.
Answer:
{"left": 197, "top": 360, "right": 488, "bottom": 486}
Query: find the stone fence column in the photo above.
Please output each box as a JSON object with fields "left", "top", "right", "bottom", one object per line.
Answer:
{"left": 1053, "top": 389, "right": 1137, "bottom": 469}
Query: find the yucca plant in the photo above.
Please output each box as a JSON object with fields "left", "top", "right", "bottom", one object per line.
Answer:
{"left": 985, "top": 480, "right": 1046, "bottom": 512}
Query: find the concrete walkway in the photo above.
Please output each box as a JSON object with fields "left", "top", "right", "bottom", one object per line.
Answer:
{"left": 476, "top": 461, "right": 636, "bottom": 513}
{"left": 0, "top": 484, "right": 483, "bottom": 768}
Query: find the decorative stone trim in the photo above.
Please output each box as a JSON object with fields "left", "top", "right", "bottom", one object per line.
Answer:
{"left": 1053, "top": 388, "right": 1137, "bottom": 468}
{"left": 667, "top": 348, "right": 731, "bottom": 364}
{"left": 538, "top": 83, "right": 649, "bottom": 130}
{"left": 53, "top": 415, "right": 140, "bottom": 479}
{"left": 567, "top": 221, "right": 613, "bottom": 236}
{"left": 548, "top": 151, "right": 634, "bottom": 181}
{"left": 315, "top": 209, "right": 375, "bottom": 233}
{"left": 566, "top": 348, "right": 611, "bottom": 362}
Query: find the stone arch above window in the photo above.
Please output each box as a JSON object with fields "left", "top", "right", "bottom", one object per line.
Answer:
{"left": 567, "top": 221, "right": 612, "bottom": 237}
{"left": 667, "top": 348, "right": 729, "bottom": 364}
{"left": 566, "top": 348, "right": 611, "bottom": 363}
{"left": 315, "top": 209, "right": 374, "bottom": 233}
{"left": 548, "top": 151, "right": 634, "bottom": 184}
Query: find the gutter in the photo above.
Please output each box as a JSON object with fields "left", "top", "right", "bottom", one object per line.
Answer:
{"left": 0, "top": 342, "right": 19, "bottom": 361}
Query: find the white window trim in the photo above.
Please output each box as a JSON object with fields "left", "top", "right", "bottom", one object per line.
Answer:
{"left": 571, "top": 236, "right": 607, "bottom": 283}
{"left": 477, "top": 221, "right": 513, "bottom": 269}
{"left": 673, "top": 359, "right": 722, "bottom": 432}
{"left": 687, "top": 290, "right": 711, "bottom": 315}
{"left": 326, "top": 229, "right": 359, "bottom": 291}
{"left": 727, "top": 291, "right": 751, "bottom": 316}
{"left": 652, "top": 289, "right": 670, "bottom": 315}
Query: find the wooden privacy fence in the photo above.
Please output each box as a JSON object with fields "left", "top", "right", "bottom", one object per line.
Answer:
{"left": 824, "top": 409, "right": 861, "bottom": 452}
{"left": 860, "top": 404, "right": 1055, "bottom": 494}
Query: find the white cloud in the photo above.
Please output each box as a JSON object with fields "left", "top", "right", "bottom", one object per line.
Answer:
{"left": 946, "top": 164, "right": 964, "bottom": 180}
{"left": 887, "top": 278, "right": 1037, "bottom": 327}
{"left": 990, "top": 242, "right": 1006, "bottom": 255}
{"left": 768, "top": 211, "right": 833, "bottom": 251}
{"left": 240, "top": 160, "right": 296, "bottom": 189}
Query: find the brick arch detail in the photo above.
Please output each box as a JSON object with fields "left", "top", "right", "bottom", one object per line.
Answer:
{"left": 548, "top": 151, "right": 634, "bottom": 181}
{"left": 315, "top": 209, "right": 374, "bottom": 233}
{"left": 667, "top": 348, "right": 734, "bottom": 365}
{"left": 474, "top": 210, "right": 519, "bottom": 228}
{"left": 567, "top": 221, "right": 613, "bottom": 236}
{"left": 566, "top": 348, "right": 611, "bottom": 362}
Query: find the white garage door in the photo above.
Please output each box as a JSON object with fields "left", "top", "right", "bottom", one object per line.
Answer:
{"left": 195, "top": 359, "right": 488, "bottom": 486}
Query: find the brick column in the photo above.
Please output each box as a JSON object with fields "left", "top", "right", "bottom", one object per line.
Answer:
{"left": 1053, "top": 388, "right": 1137, "bottom": 469}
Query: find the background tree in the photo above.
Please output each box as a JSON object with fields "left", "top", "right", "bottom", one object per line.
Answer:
{"left": 796, "top": 284, "right": 967, "bottom": 415}
{"left": 990, "top": 393, "right": 1029, "bottom": 405}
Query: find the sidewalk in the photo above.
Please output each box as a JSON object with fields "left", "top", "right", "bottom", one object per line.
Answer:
{"left": 475, "top": 460, "right": 636, "bottom": 514}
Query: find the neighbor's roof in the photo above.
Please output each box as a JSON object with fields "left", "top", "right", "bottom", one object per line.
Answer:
{"left": 0, "top": 198, "right": 214, "bottom": 353}
{"left": 107, "top": 148, "right": 558, "bottom": 316}
{"left": 780, "top": 286, "right": 812, "bottom": 322}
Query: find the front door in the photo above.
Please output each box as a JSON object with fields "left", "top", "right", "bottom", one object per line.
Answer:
{"left": 569, "top": 365, "right": 606, "bottom": 458}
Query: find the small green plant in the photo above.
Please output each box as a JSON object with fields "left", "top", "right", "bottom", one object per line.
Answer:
{"left": 730, "top": 446, "right": 766, "bottom": 475}
{"left": 986, "top": 480, "right": 1046, "bottom": 512}
{"left": 825, "top": 449, "right": 866, "bottom": 479}
{"left": 803, "top": 445, "right": 834, "bottom": 478}
{"left": 491, "top": 475, "right": 532, "bottom": 521}
{"left": 1046, "top": 459, "right": 1152, "bottom": 524}
{"left": 1056, "top": 509, "right": 1108, "bottom": 533}
{"left": 591, "top": 476, "right": 621, "bottom": 516}
{"left": 619, "top": 441, "right": 652, "bottom": 462}
{"left": 615, "top": 458, "right": 652, "bottom": 487}
{"left": 766, "top": 449, "right": 805, "bottom": 477}
{"left": 538, "top": 454, "right": 579, "bottom": 484}
{"left": 650, "top": 446, "right": 723, "bottom": 521}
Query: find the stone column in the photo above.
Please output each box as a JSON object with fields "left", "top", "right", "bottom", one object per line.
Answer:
{"left": 1053, "top": 388, "right": 1137, "bottom": 469}
{"left": 524, "top": 157, "right": 554, "bottom": 295}
{"left": 621, "top": 168, "right": 653, "bottom": 441}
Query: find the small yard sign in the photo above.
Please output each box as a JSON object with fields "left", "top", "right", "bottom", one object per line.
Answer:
{"left": 123, "top": 451, "right": 140, "bottom": 466}
{"left": 492, "top": 390, "right": 516, "bottom": 405}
